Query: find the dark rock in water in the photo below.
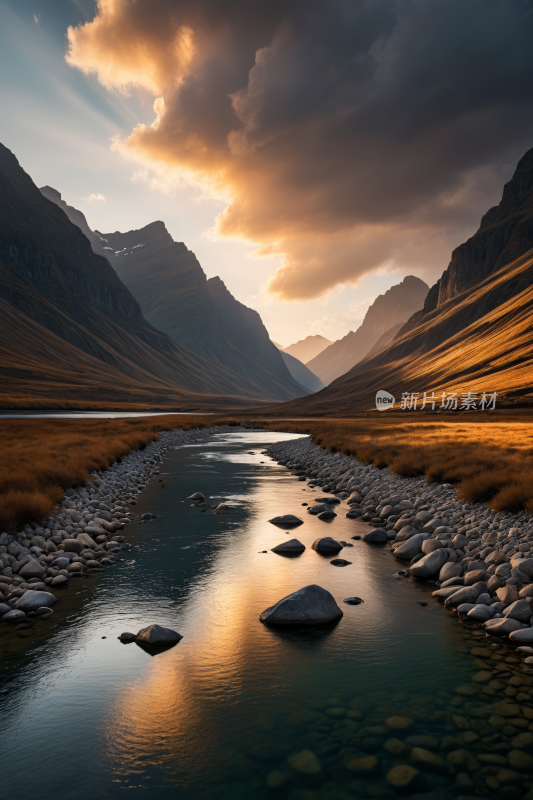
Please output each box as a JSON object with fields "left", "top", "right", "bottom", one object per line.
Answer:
{"left": 259, "top": 584, "right": 343, "bottom": 626}
{"left": 346, "top": 509, "right": 363, "bottom": 518}
{"left": 269, "top": 514, "right": 303, "bottom": 527}
{"left": 136, "top": 624, "right": 183, "bottom": 647}
{"left": 0, "top": 603, "right": 11, "bottom": 616}
{"left": 330, "top": 559, "right": 352, "bottom": 567}
{"left": 36, "top": 607, "right": 53, "bottom": 617}
{"left": 51, "top": 575, "right": 68, "bottom": 587}
{"left": 352, "top": 535, "right": 362, "bottom": 540}
{"left": 315, "top": 497, "right": 340, "bottom": 504}
{"left": 312, "top": 537, "right": 343, "bottom": 553}
{"left": 363, "top": 528, "right": 388, "bottom": 543}
{"left": 343, "top": 597, "right": 364, "bottom": 605}
{"left": 140, "top": 513, "right": 153, "bottom": 521}
{"left": 15, "top": 590, "right": 56, "bottom": 613}
{"left": 272, "top": 539, "right": 306, "bottom": 553}
{"left": 318, "top": 509, "right": 337, "bottom": 520}
{"left": 119, "top": 632, "right": 137, "bottom": 643}
{"left": 417, "top": 601, "right": 428, "bottom": 607}
{"left": 188, "top": 492, "right": 205, "bottom": 500}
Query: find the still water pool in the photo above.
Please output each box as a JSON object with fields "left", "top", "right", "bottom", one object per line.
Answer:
{"left": 0, "top": 432, "right": 527, "bottom": 799}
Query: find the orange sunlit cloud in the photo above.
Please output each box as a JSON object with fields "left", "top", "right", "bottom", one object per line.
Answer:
{"left": 66, "top": 0, "right": 533, "bottom": 300}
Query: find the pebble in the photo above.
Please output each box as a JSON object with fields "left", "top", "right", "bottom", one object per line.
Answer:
{"left": 287, "top": 750, "right": 322, "bottom": 774}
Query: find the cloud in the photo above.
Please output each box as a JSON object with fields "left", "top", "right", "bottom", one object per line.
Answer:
{"left": 33, "top": 14, "right": 41, "bottom": 28}
{"left": 66, "top": 0, "right": 533, "bottom": 300}
{"left": 82, "top": 192, "right": 106, "bottom": 203}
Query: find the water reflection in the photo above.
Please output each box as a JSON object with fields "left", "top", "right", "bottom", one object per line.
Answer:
{"left": 0, "top": 432, "right": 530, "bottom": 799}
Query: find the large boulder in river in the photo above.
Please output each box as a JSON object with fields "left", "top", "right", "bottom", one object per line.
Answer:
{"left": 136, "top": 624, "right": 183, "bottom": 647}
{"left": 409, "top": 549, "right": 448, "bottom": 579}
{"left": 259, "top": 584, "right": 343, "bottom": 626}
{"left": 188, "top": 492, "right": 205, "bottom": 500}
{"left": 312, "top": 537, "right": 343, "bottom": 553}
{"left": 272, "top": 539, "right": 306, "bottom": 554}
{"left": 15, "top": 590, "right": 56, "bottom": 612}
{"left": 269, "top": 514, "right": 303, "bottom": 527}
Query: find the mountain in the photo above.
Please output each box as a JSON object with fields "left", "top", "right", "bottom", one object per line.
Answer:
{"left": 279, "top": 351, "right": 325, "bottom": 393}
{"left": 206, "top": 276, "right": 306, "bottom": 390}
{"left": 0, "top": 143, "right": 294, "bottom": 407}
{"left": 40, "top": 192, "right": 305, "bottom": 403}
{"left": 282, "top": 335, "right": 332, "bottom": 363}
{"left": 406, "top": 147, "right": 533, "bottom": 325}
{"left": 271, "top": 340, "right": 285, "bottom": 350}
{"left": 307, "top": 276, "right": 429, "bottom": 384}
{"left": 269, "top": 146, "right": 533, "bottom": 413}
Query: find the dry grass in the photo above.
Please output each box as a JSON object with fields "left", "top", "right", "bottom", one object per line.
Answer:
{"left": 0, "top": 415, "right": 237, "bottom": 531}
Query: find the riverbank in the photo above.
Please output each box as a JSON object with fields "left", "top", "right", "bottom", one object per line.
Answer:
{"left": 0, "top": 414, "right": 243, "bottom": 530}
{"left": 265, "top": 435, "right": 533, "bottom": 645}
{"left": 0, "top": 424, "right": 249, "bottom": 630}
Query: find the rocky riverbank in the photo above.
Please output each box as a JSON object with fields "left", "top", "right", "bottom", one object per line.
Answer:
{"left": 265, "top": 436, "right": 533, "bottom": 644}
{"left": 0, "top": 424, "right": 248, "bottom": 629}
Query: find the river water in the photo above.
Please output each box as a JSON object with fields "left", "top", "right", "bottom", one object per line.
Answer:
{"left": 0, "top": 431, "right": 526, "bottom": 799}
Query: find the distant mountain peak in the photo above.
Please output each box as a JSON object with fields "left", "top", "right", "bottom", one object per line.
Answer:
{"left": 283, "top": 334, "right": 333, "bottom": 363}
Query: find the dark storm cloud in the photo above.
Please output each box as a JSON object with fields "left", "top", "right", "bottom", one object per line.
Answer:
{"left": 67, "top": 0, "right": 533, "bottom": 298}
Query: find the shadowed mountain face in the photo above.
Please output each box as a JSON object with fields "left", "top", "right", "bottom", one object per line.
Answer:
{"left": 40, "top": 194, "right": 306, "bottom": 403}
{"left": 420, "top": 147, "right": 533, "bottom": 316}
{"left": 307, "top": 276, "right": 429, "bottom": 385}
{"left": 269, "top": 147, "right": 533, "bottom": 413}
{"left": 278, "top": 350, "right": 325, "bottom": 393}
{"left": 0, "top": 143, "right": 295, "bottom": 407}
{"left": 282, "top": 335, "right": 332, "bottom": 363}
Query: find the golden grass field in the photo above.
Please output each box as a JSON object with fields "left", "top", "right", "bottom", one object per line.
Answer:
{"left": 2, "top": 411, "right": 533, "bottom": 531}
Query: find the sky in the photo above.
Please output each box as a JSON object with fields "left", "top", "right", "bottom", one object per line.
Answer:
{"left": 2, "top": 1, "right": 533, "bottom": 346}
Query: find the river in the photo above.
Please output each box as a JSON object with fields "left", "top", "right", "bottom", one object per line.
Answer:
{"left": 0, "top": 431, "right": 523, "bottom": 799}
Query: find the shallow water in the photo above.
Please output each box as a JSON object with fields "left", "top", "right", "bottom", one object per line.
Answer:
{"left": 0, "top": 432, "right": 528, "bottom": 799}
